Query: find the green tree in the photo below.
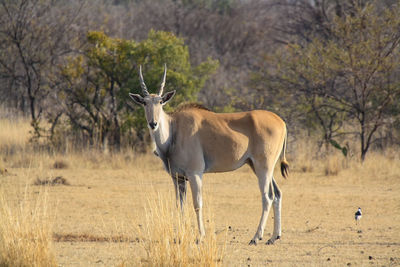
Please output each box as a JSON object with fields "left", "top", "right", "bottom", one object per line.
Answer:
{"left": 59, "top": 30, "right": 218, "bottom": 150}
{"left": 255, "top": 1, "right": 400, "bottom": 160}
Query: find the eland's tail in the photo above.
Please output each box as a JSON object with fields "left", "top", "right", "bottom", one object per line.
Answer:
{"left": 280, "top": 127, "right": 289, "bottom": 179}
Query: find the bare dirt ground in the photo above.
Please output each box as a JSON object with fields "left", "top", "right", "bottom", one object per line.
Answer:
{"left": 1, "top": 153, "right": 399, "bottom": 266}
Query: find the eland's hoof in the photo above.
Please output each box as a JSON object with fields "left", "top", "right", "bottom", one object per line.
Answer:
{"left": 249, "top": 239, "right": 257, "bottom": 246}
{"left": 266, "top": 235, "right": 280, "bottom": 245}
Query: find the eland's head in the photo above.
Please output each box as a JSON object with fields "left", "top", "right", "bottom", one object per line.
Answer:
{"left": 129, "top": 64, "right": 175, "bottom": 131}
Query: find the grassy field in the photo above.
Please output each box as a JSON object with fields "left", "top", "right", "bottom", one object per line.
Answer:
{"left": 0, "top": 118, "right": 399, "bottom": 266}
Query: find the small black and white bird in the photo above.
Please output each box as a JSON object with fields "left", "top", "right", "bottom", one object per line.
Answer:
{"left": 355, "top": 207, "right": 362, "bottom": 224}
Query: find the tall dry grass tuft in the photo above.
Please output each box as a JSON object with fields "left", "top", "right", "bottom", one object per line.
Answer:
{"left": 0, "top": 118, "right": 31, "bottom": 154}
{"left": 291, "top": 138, "right": 318, "bottom": 173}
{"left": 0, "top": 116, "right": 55, "bottom": 170}
{"left": 351, "top": 149, "right": 400, "bottom": 179}
{"left": 0, "top": 117, "right": 32, "bottom": 168}
{"left": 324, "top": 153, "right": 343, "bottom": 176}
{"left": 0, "top": 187, "right": 56, "bottom": 267}
{"left": 136, "top": 191, "right": 225, "bottom": 267}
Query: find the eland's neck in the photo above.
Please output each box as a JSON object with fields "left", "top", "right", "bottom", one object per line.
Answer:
{"left": 151, "top": 110, "right": 172, "bottom": 155}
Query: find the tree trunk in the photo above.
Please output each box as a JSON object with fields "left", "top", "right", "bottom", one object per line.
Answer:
{"left": 109, "top": 80, "right": 121, "bottom": 151}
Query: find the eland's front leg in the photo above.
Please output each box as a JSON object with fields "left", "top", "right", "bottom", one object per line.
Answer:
{"left": 172, "top": 175, "right": 187, "bottom": 210}
{"left": 188, "top": 173, "right": 205, "bottom": 238}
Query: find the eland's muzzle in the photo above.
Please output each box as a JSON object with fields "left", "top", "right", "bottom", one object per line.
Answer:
{"left": 149, "top": 121, "right": 158, "bottom": 130}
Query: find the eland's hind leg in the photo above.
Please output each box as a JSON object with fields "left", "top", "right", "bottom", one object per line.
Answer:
{"left": 267, "top": 177, "right": 282, "bottom": 245}
{"left": 249, "top": 165, "right": 274, "bottom": 245}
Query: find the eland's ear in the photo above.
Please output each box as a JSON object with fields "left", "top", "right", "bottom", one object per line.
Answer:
{"left": 161, "top": 90, "right": 176, "bottom": 105}
{"left": 129, "top": 93, "right": 145, "bottom": 106}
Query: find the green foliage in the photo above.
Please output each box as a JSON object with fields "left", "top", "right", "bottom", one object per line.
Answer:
{"left": 60, "top": 30, "right": 218, "bottom": 149}
{"left": 329, "top": 140, "right": 348, "bottom": 157}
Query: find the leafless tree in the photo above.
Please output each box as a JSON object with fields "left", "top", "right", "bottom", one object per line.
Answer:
{"left": 0, "top": 0, "right": 82, "bottom": 136}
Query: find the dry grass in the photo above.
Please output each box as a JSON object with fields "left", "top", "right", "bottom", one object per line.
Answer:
{"left": 290, "top": 139, "right": 354, "bottom": 176}
{"left": 134, "top": 191, "right": 225, "bottom": 267}
{"left": 0, "top": 114, "right": 143, "bottom": 171}
{"left": 324, "top": 156, "right": 340, "bottom": 176}
{"left": 0, "top": 117, "right": 32, "bottom": 169}
{"left": 324, "top": 153, "right": 345, "bottom": 176}
{"left": 0, "top": 186, "right": 56, "bottom": 267}
{"left": 291, "top": 139, "right": 317, "bottom": 173}
{"left": 0, "top": 116, "right": 58, "bottom": 266}
{"left": 0, "top": 117, "right": 31, "bottom": 155}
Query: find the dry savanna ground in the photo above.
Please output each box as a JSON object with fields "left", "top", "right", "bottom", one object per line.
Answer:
{"left": 0, "top": 117, "right": 400, "bottom": 266}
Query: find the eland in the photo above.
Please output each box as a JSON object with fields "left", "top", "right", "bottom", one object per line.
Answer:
{"left": 129, "top": 65, "right": 289, "bottom": 245}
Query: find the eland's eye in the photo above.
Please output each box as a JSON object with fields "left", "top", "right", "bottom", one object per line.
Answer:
{"left": 159, "top": 101, "right": 163, "bottom": 104}
{"left": 143, "top": 102, "right": 147, "bottom": 106}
